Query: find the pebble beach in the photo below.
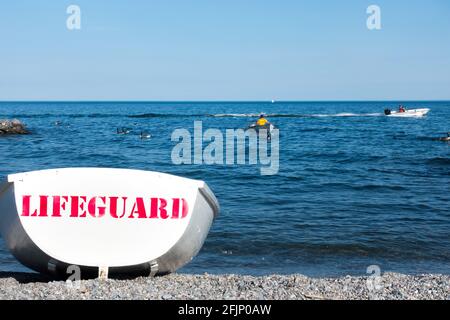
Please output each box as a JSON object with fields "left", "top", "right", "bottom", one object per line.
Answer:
{"left": 0, "top": 272, "right": 448, "bottom": 300}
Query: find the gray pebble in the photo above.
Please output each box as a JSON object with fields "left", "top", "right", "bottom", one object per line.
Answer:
{"left": 0, "top": 272, "right": 448, "bottom": 300}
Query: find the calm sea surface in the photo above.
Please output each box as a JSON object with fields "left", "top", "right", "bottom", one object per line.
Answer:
{"left": 0, "top": 101, "right": 449, "bottom": 276}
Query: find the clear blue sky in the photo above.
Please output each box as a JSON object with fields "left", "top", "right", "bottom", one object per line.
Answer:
{"left": 1, "top": 0, "right": 449, "bottom": 101}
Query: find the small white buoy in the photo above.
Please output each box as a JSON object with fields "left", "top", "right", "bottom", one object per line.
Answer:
{"left": 140, "top": 132, "right": 151, "bottom": 139}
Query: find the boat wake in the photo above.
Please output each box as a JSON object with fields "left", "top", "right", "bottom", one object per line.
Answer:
{"left": 5, "top": 112, "right": 417, "bottom": 120}
{"left": 310, "top": 113, "right": 383, "bottom": 117}
{"left": 212, "top": 113, "right": 383, "bottom": 118}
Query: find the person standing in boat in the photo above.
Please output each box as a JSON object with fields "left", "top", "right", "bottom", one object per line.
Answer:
{"left": 399, "top": 105, "right": 406, "bottom": 113}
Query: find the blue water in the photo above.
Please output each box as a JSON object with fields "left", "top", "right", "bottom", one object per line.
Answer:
{"left": 0, "top": 101, "right": 449, "bottom": 276}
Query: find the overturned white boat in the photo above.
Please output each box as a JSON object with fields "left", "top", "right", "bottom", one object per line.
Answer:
{"left": 384, "top": 108, "right": 430, "bottom": 117}
{"left": 0, "top": 168, "right": 219, "bottom": 279}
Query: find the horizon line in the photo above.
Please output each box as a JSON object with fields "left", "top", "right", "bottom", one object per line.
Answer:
{"left": 1, "top": 99, "right": 450, "bottom": 103}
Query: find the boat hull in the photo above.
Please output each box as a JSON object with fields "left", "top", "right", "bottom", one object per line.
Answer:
{"left": 0, "top": 168, "right": 219, "bottom": 279}
{"left": 386, "top": 108, "right": 430, "bottom": 117}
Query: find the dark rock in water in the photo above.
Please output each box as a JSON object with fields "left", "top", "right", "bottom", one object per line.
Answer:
{"left": 0, "top": 119, "right": 29, "bottom": 135}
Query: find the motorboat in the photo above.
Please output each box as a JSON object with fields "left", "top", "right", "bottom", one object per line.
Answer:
{"left": 248, "top": 123, "right": 276, "bottom": 140}
{"left": 384, "top": 108, "right": 430, "bottom": 117}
